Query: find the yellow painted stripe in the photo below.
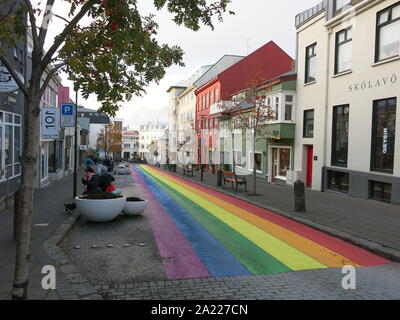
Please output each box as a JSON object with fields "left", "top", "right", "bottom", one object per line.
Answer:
{"left": 141, "top": 165, "right": 327, "bottom": 271}
{"left": 144, "top": 166, "right": 359, "bottom": 268}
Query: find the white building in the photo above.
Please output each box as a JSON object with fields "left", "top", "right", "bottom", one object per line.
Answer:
{"left": 139, "top": 121, "right": 169, "bottom": 163}
{"left": 294, "top": 0, "right": 400, "bottom": 204}
{"left": 122, "top": 128, "right": 139, "bottom": 160}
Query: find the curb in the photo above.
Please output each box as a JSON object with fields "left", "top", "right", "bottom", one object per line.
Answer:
{"left": 43, "top": 212, "right": 103, "bottom": 300}
{"left": 164, "top": 168, "right": 400, "bottom": 263}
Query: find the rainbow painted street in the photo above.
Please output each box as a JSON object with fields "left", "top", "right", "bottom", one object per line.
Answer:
{"left": 132, "top": 165, "right": 389, "bottom": 280}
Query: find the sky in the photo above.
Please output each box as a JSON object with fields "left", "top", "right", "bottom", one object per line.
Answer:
{"left": 41, "top": 0, "right": 320, "bottom": 129}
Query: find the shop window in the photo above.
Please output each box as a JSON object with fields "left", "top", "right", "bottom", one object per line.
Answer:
{"left": 371, "top": 98, "right": 396, "bottom": 173}
{"left": 369, "top": 180, "right": 392, "bottom": 203}
{"left": 327, "top": 170, "right": 349, "bottom": 193}
{"left": 332, "top": 105, "right": 349, "bottom": 167}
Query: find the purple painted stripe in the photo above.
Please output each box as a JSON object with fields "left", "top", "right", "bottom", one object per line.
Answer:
{"left": 131, "top": 166, "right": 210, "bottom": 280}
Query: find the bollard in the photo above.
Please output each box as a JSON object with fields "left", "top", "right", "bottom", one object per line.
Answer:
{"left": 294, "top": 180, "right": 306, "bottom": 212}
{"left": 217, "top": 169, "right": 223, "bottom": 187}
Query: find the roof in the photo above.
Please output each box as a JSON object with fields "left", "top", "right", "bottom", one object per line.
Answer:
{"left": 193, "top": 55, "right": 244, "bottom": 89}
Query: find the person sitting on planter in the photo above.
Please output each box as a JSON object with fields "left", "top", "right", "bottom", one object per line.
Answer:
{"left": 64, "top": 167, "right": 101, "bottom": 214}
{"left": 99, "top": 165, "right": 115, "bottom": 192}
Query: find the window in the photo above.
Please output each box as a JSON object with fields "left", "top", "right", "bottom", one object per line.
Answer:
{"left": 305, "top": 43, "right": 317, "bottom": 83}
{"left": 327, "top": 170, "right": 349, "bottom": 193}
{"left": 376, "top": 2, "right": 400, "bottom": 62}
{"left": 275, "top": 97, "right": 280, "bottom": 120}
{"left": 369, "top": 180, "right": 392, "bottom": 203}
{"left": 332, "top": 105, "right": 349, "bottom": 167}
{"left": 303, "top": 109, "right": 314, "bottom": 138}
{"left": 234, "top": 150, "right": 242, "bottom": 167}
{"left": 335, "top": 27, "right": 352, "bottom": 74}
{"left": 249, "top": 152, "right": 262, "bottom": 172}
{"left": 0, "top": 112, "right": 21, "bottom": 179}
{"left": 285, "top": 95, "right": 294, "bottom": 121}
{"left": 371, "top": 98, "right": 396, "bottom": 173}
{"left": 335, "top": 0, "right": 351, "bottom": 12}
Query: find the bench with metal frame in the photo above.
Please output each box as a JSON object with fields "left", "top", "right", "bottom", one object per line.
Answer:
{"left": 222, "top": 170, "right": 247, "bottom": 192}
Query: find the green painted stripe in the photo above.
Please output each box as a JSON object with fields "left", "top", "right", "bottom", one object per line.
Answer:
{"left": 143, "top": 170, "right": 291, "bottom": 275}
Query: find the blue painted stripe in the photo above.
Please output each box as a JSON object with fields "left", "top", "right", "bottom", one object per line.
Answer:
{"left": 137, "top": 167, "right": 251, "bottom": 277}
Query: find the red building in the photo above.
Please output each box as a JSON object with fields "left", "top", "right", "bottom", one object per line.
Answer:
{"left": 194, "top": 41, "right": 294, "bottom": 168}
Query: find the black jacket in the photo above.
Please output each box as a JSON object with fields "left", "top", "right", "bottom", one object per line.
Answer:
{"left": 82, "top": 175, "right": 100, "bottom": 194}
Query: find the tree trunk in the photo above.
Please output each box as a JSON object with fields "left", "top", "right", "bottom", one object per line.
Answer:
{"left": 12, "top": 96, "right": 41, "bottom": 300}
{"left": 253, "top": 138, "right": 256, "bottom": 196}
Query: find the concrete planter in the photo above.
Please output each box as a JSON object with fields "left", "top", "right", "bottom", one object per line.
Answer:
{"left": 75, "top": 196, "right": 127, "bottom": 222}
{"left": 123, "top": 198, "right": 148, "bottom": 216}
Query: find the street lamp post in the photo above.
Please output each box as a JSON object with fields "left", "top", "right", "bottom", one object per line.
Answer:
{"left": 73, "top": 88, "right": 79, "bottom": 198}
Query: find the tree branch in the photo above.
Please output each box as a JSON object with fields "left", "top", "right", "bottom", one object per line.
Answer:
{"left": 0, "top": 52, "right": 28, "bottom": 96}
{"left": 40, "top": 0, "right": 97, "bottom": 70}
{"left": 38, "top": 0, "right": 55, "bottom": 48}
{"left": 39, "top": 61, "right": 67, "bottom": 96}
{"left": 0, "top": 0, "right": 18, "bottom": 23}
{"left": 22, "top": 0, "right": 39, "bottom": 49}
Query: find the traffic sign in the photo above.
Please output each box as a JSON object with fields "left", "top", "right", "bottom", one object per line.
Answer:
{"left": 60, "top": 103, "right": 75, "bottom": 127}
{"left": 41, "top": 107, "right": 59, "bottom": 139}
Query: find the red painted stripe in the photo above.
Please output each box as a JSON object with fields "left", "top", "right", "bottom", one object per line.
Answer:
{"left": 146, "top": 166, "right": 390, "bottom": 266}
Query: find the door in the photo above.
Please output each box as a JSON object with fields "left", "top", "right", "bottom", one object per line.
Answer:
{"left": 272, "top": 148, "right": 278, "bottom": 182}
{"left": 306, "top": 145, "right": 313, "bottom": 187}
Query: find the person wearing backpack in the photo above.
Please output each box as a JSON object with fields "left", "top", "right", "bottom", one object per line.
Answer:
{"left": 99, "top": 165, "right": 115, "bottom": 192}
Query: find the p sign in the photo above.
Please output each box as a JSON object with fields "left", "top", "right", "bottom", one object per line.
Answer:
{"left": 60, "top": 103, "right": 75, "bottom": 127}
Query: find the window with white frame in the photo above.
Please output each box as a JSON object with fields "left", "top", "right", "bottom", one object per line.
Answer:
{"left": 285, "top": 95, "right": 294, "bottom": 121}
{"left": 0, "top": 111, "right": 22, "bottom": 180}
{"left": 234, "top": 150, "right": 242, "bottom": 167}
{"left": 249, "top": 151, "right": 263, "bottom": 172}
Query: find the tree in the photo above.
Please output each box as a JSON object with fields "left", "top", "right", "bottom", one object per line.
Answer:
{"left": 0, "top": 0, "right": 233, "bottom": 299}
{"left": 219, "top": 75, "right": 275, "bottom": 196}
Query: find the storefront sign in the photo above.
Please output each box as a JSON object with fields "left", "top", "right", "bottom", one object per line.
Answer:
{"left": 41, "top": 107, "right": 59, "bottom": 139}
{"left": 348, "top": 73, "right": 400, "bottom": 93}
{"left": 0, "top": 67, "right": 23, "bottom": 93}
{"left": 383, "top": 128, "right": 388, "bottom": 154}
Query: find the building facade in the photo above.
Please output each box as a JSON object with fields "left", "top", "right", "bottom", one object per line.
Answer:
{"left": 122, "top": 128, "right": 139, "bottom": 160}
{"left": 295, "top": 0, "right": 400, "bottom": 204}
{"left": 139, "top": 121, "right": 169, "bottom": 163}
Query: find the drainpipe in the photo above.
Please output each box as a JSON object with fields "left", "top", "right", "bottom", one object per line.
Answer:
{"left": 322, "top": 27, "right": 333, "bottom": 192}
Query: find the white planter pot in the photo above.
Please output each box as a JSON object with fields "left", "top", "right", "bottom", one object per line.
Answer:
{"left": 75, "top": 196, "right": 127, "bottom": 222}
{"left": 123, "top": 199, "right": 148, "bottom": 216}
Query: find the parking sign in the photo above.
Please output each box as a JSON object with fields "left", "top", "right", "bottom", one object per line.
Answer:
{"left": 60, "top": 103, "right": 75, "bottom": 127}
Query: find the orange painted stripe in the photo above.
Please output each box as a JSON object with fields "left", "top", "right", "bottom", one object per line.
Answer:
{"left": 144, "top": 165, "right": 360, "bottom": 268}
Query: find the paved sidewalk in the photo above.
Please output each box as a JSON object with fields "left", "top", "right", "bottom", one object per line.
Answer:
{"left": 160, "top": 167, "right": 400, "bottom": 259}
{"left": 0, "top": 172, "right": 83, "bottom": 300}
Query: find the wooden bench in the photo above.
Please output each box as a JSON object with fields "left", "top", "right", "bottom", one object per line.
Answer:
{"left": 182, "top": 164, "right": 194, "bottom": 177}
{"left": 222, "top": 171, "right": 247, "bottom": 192}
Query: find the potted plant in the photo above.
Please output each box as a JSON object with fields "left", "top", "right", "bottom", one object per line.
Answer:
{"left": 75, "top": 193, "right": 127, "bottom": 222}
{"left": 123, "top": 197, "right": 148, "bottom": 216}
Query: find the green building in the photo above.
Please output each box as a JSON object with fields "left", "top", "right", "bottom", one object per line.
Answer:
{"left": 215, "top": 72, "right": 297, "bottom": 184}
